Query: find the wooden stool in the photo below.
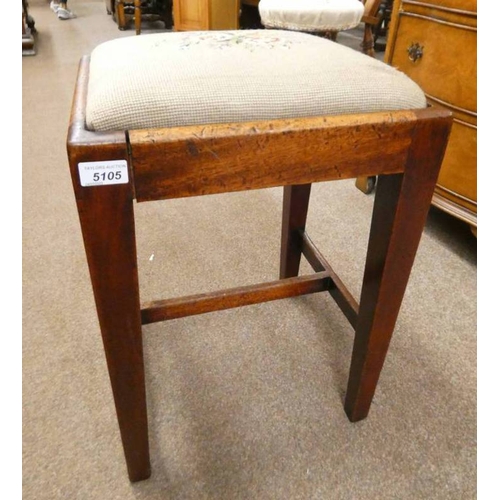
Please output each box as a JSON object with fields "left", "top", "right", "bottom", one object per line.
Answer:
{"left": 67, "top": 30, "right": 451, "bottom": 482}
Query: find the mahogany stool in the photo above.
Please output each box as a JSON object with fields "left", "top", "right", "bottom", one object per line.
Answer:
{"left": 67, "top": 30, "right": 451, "bottom": 482}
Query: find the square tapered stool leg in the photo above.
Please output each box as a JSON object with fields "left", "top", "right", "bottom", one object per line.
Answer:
{"left": 345, "top": 119, "right": 451, "bottom": 421}
{"left": 280, "top": 184, "right": 312, "bottom": 279}
{"left": 68, "top": 131, "right": 151, "bottom": 482}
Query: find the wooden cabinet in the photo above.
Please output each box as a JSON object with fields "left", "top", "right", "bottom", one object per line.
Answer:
{"left": 385, "top": 0, "right": 477, "bottom": 230}
{"left": 173, "top": 0, "right": 239, "bottom": 30}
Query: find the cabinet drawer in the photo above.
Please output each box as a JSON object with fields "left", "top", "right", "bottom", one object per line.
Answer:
{"left": 404, "top": 0, "right": 477, "bottom": 15}
{"left": 436, "top": 118, "right": 477, "bottom": 210}
{"left": 390, "top": 14, "right": 476, "bottom": 113}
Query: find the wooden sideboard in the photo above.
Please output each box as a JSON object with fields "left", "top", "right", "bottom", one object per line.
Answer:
{"left": 385, "top": 0, "right": 477, "bottom": 232}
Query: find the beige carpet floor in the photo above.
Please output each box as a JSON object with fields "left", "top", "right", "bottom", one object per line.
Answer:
{"left": 23, "top": 2, "right": 477, "bottom": 499}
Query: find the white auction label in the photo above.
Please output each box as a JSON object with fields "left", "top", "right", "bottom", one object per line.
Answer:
{"left": 78, "top": 160, "right": 129, "bottom": 187}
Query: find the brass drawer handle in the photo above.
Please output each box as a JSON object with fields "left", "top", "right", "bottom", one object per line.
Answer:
{"left": 407, "top": 42, "right": 424, "bottom": 62}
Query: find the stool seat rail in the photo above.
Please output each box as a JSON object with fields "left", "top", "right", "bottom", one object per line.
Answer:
{"left": 128, "top": 110, "right": 427, "bottom": 202}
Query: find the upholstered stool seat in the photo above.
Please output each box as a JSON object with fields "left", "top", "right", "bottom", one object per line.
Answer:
{"left": 258, "top": 0, "right": 365, "bottom": 32}
{"left": 68, "top": 29, "right": 452, "bottom": 483}
{"left": 86, "top": 30, "right": 426, "bottom": 132}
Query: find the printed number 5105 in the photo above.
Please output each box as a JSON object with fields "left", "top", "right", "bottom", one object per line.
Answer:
{"left": 93, "top": 171, "right": 122, "bottom": 182}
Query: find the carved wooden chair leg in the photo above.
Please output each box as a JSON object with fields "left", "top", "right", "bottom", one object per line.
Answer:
{"left": 361, "top": 22, "right": 376, "bottom": 57}
{"left": 116, "top": 0, "right": 127, "bottom": 30}
{"left": 280, "top": 184, "right": 312, "bottom": 279}
{"left": 345, "top": 117, "right": 451, "bottom": 421}
{"left": 134, "top": 0, "right": 142, "bottom": 35}
{"left": 361, "top": 0, "right": 382, "bottom": 57}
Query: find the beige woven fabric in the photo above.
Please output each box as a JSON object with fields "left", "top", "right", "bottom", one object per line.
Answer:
{"left": 259, "top": 0, "right": 365, "bottom": 32}
{"left": 86, "top": 30, "right": 427, "bottom": 132}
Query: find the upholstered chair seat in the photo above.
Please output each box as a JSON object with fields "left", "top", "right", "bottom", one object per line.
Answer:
{"left": 86, "top": 30, "right": 426, "bottom": 132}
{"left": 258, "top": 0, "right": 365, "bottom": 32}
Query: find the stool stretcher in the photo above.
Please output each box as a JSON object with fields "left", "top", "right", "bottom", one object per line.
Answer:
{"left": 141, "top": 271, "right": 332, "bottom": 324}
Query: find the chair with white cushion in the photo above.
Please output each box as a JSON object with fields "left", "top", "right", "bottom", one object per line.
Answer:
{"left": 259, "top": 0, "right": 382, "bottom": 56}
{"left": 67, "top": 29, "right": 451, "bottom": 482}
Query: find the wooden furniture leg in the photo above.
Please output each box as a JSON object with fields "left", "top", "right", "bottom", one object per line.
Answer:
{"left": 77, "top": 188, "right": 150, "bottom": 481}
{"left": 361, "top": 0, "right": 382, "bottom": 56}
{"left": 344, "top": 116, "right": 451, "bottom": 422}
{"left": 361, "top": 22, "right": 376, "bottom": 57}
{"left": 67, "top": 65, "right": 151, "bottom": 478}
{"left": 280, "top": 184, "right": 311, "bottom": 279}
{"left": 116, "top": 0, "right": 127, "bottom": 30}
{"left": 134, "top": 0, "right": 142, "bottom": 34}
{"left": 324, "top": 30, "right": 338, "bottom": 42}
{"left": 22, "top": 0, "right": 36, "bottom": 56}
{"left": 355, "top": 175, "right": 377, "bottom": 194}
{"left": 74, "top": 183, "right": 151, "bottom": 481}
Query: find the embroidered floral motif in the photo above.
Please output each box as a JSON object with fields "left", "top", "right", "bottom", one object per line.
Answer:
{"left": 176, "top": 31, "right": 300, "bottom": 51}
